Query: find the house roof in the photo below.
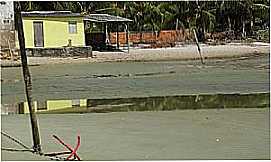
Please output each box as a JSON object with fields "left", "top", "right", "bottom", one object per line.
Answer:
{"left": 84, "top": 14, "right": 133, "bottom": 22}
{"left": 21, "top": 11, "right": 132, "bottom": 22}
{"left": 21, "top": 11, "right": 82, "bottom": 17}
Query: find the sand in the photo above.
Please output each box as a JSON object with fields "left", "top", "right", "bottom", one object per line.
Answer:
{"left": 0, "top": 43, "right": 269, "bottom": 66}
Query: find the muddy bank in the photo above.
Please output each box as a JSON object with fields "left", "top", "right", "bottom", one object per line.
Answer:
{"left": 1, "top": 44, "right": 269, "bottom": 67}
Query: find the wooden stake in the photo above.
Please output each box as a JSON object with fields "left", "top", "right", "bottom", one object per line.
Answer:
{"left": 116, "top": 23, "right": 119, "bottom": 49}
{"left": 125, "top": 24, "right": 129, "bottom": 53}
{"left": 193, "top": 29, "right": 204, "bottom": 64}
{"left": 14, "top": 2, "right": 42, "bottom": 154}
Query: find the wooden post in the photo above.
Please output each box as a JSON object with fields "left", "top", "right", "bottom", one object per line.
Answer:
{"left": 125, "top": 24, "right": 129, "bottom": 53}
{"left": 103, "top": 23, "right": 106, "bottom": 45}
{"left": 105, "top": 23, "right": 110, "bottom": 45}
{"left": 193, "top": 29, "right": 204, "bottom": 64}
{"left": 14, "top": 2, "right": 42, "bottom": 154}
{"left": 116, "top": 23, "right": 119, "bottom": 49}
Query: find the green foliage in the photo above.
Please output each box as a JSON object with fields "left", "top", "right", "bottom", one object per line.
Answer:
{"left": 19, "top": 1, "right": 269, "bottom": 40}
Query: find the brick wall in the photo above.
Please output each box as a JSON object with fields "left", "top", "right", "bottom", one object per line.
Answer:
{"left": 109, "top": 29, "right": 194, "bottom": 45}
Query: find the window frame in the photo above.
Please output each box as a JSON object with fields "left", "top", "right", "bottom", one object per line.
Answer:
{"left": 68, "top": 21, "right": 77, "bottom": 34}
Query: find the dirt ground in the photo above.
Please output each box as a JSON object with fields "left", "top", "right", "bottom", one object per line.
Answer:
{"left": 1, "top": 108, "right": 270, "bottom": 160}
{"left": 1, "top": 43, "right": 269, "bottom": 66}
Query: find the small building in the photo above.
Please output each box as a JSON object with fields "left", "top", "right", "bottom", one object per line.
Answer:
{"left": 21, "top": 11, "right": 85, "bottom": 48}
{"left": 0, "top": 1, "right": 15, "bottom": 50}
{"left": 0, "top": 1, "right": 14, "bottom": 30}
{"left": 84, "top": 14, "right": 133, "bottom": 50}
{"left": 18, "top": 11, "right": 132, "bottom": 57}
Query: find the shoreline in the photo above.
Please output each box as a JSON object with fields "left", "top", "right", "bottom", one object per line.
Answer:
{"left": 1, "top": 43, "right": 269, "bottom": 67}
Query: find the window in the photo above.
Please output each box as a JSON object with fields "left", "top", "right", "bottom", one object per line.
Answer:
{"left": 68, "top": 21, "right": 77, "bottom": 34}
{"left": 3, "top": 19, "right": 10, "bottom": 24}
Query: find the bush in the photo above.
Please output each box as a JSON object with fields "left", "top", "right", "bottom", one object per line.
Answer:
{"left": 256, "top": 29, "right": 270, "bottom": 42}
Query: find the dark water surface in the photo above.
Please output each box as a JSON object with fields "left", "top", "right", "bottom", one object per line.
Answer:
{"left": 1, "top": 54, "right": 269, "bottom": 104}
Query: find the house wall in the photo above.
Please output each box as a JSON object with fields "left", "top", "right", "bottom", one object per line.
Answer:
{"left": 0, "top": 1, "right": 14, "bottom": 27}
{"left": 21, "top": 17, "right": 85, "bottom": 48}
{"left": 0, "top": 1, "right": 15, "bottom": 49}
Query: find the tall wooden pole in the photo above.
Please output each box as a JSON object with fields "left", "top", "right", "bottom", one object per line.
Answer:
{"left": 125, "top": 24, "right": 129, "bottom": 53}
{"left": 14, "top": 2, "right": 42, "bottom": 154}
{"left": 116, "top": 23, "right": 119, "bottom": 49}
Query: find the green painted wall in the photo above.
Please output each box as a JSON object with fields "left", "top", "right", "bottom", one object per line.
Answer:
{"left": 21, "top": 16, "right": 85, "bottom": 48}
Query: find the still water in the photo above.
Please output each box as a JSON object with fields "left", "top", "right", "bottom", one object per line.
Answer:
{"left": 1, "top": 108, "right": 270, "bottom": 160}
{"left": 1, "top": 54, "right": 269, "bottom": 104}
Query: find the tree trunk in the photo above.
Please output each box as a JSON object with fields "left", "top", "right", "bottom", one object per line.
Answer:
{"left": 139, "top": 25, "right": 143, "bottom": 43}
{"left": 14, "top": 2, "right": 42, "bottom": 154}
{"left": 228, "top": 16, "right": 231, "bottom": 31}
{"left": 250, "top": 17, "right": 254, "bottom": 36}
{"left": 242, "top": 20, "right": 246, "bottom": 38}
{"left": 175, "top": 18, "right": 179, "bottom": 31}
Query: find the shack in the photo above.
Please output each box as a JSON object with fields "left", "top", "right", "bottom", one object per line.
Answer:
{"left": 18, "top": 11, "right": 132, "bottom": 57}
{"left": 84, "top": 14, "right": 132, "bottom": 51}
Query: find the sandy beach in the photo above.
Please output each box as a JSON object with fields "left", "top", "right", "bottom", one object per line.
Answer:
{"left": 1, "top": 43, "right": 269, "bottom": 67}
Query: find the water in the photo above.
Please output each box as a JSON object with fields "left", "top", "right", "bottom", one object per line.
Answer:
{"left": 1, "top": 54, "right": 269, "bottom": 104}
{"left": 1, "top": 108, "right": 269, "bottom": 160}
{"left": 1, "top": 54, "right": 269, "bottom": 160}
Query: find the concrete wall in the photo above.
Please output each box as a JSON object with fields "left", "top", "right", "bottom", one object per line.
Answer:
{"left": 0, "top": 1, "right": 14, "bottom": 20}
{"left": 20, "top": 17, "right": 85, "bottom": 48}
{"left": 0, "top": 1, "right": 15, "bottom": 49}
{"left": 25, "top": 46, "right": 92, "bottom": 57}
{"left": 0, "top": 1, "right": 14, "bottom": 29}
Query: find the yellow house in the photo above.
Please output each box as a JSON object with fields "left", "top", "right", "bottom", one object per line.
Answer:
{"left": 17, "top": 11, "right": 131, "bottom": 56}
{"left": 21, "top": 11, "right": 85, "bottom": 48}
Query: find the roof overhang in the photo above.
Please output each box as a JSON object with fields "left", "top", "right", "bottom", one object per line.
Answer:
{"left": 21, "top": 11, "right": 133, "bottom": 23}
{"left": 84, "top": 14, "right": 133, "bottom": 23}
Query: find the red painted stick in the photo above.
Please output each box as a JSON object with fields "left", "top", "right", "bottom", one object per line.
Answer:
{"left": 52, "top": 135, "right": 81, "bottom": 160}
{"left": 66, "top": 136, "right": 80, "bottom": 160}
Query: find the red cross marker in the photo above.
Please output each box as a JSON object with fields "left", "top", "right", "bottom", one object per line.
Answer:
{"left": 52, "top": 134, "right": 81, "bottom": 161}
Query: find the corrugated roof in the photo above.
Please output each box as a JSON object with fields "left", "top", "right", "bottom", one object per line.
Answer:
{"left": 21, "top": 11, "right": 132, "bottom": 22}
{"left": 21, "top": 11, "right": 82, "bottom": 17}
{"left": 84, "top": 14, "right": 132, "bottom": 22}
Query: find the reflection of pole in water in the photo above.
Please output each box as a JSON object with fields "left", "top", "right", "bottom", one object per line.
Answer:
{"left": 193, "top": 29, "right": 204, "bottom": 64}
{"left": 14, "top": 2, "right": 42, "bottom": 154}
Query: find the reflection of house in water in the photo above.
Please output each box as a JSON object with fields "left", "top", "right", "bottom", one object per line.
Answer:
{"left": 19, "top": 11, "right": 132, "bottom": 57}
